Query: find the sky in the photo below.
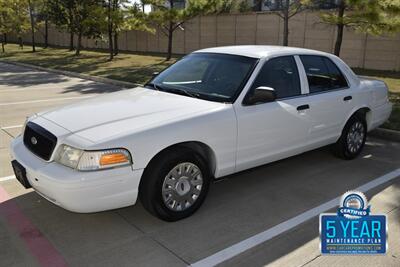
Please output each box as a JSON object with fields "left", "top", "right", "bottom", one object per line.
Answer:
{"left": 131, "top": 0, "right": 152, "bottom": 13}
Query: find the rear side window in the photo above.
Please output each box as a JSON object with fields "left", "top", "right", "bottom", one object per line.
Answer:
{"left": 300, "top": 55, "right": 348, "bottom": 93}
{"left": 250, "top": 56, "right": 301, "bottom": 99}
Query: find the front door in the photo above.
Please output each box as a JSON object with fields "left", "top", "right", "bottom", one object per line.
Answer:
{"left": 235, "top": 56, "right": 312, "bottom": 172}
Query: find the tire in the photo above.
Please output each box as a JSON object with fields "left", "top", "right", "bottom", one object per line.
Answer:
{"left": 332, "top": 115, "right": 367, "bottom": 160}
{"left": 139, "top": 146, "right": 210, "bottom": 221}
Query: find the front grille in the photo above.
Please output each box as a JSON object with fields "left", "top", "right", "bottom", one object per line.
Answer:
{"left": 23, "top": 122, "right": 57, "bottom": 161}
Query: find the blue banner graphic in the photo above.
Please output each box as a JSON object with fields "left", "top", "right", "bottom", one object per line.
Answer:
{"left": 320, "top": 191, "right": 387, "bottom": 255}
{"left": 320, "top": 214, "right": 386, "bottom": 254}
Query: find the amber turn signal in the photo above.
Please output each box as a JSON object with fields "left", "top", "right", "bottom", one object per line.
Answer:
{"left": 100, "top": 153, "right": 129, "bottom": 166}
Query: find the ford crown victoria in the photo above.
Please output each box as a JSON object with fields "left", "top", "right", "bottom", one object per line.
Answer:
{"left": 11, "top": 46, "right": 392, "bottom": 221}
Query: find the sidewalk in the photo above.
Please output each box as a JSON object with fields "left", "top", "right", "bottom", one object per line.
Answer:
{"left": 266, "top": 181, "right": 400, "bottom": 267}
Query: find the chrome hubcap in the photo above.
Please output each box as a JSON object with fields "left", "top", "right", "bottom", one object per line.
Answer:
{"left": 162, "top": 162, "right": 203, "bottom": 212}
{"left": 347, "top": 121, "right": 365, "bottom": 153}
{"left": 175, "top": 177, "right": 191, "bottom": 196}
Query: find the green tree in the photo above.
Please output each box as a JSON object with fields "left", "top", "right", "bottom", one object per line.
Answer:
{"left": 72, "top": 0, "right": 104, "bottom": 55}
{"left": 214, "top": 0, "right": 237, "bottom": 13}
{"left": 10, "top": 0, "right": 30, "bottom": 49}
{"left": 0, "top": 0, "right": 31, "bottom": 51}
{"left": 0, "top": 0, "right": 13, "bottom": 52}
{"left": 36, "top": 0, "right": 51, "bottom": 48}
{"left": 47, "top": 0, "right": 104, "bottom": 55}
{"left": 124, "top": 2, "right": 154, "bottom": 32}
{"left": 105, "top": 0, "right": 129, "bottom": 61}
{"left": 46, "top": 0, "right": 76, "bottom": 50}
{"left": 111, "top": 0, "right": 125, "bottom": 56}
{"left": 147, "top": 0, "right": 218, "bottom": 60}
{"left": 238, "top": 1, "right": 252, "bottom": 13}
{"left": 320, "top": 0, "right": 400, "bottom": 56}
{"left": 140, "top": 0, "right": 150, "bottom": 13}
{"left": 28, "top": 0, "right": 39, "bottom": 52}
{"left": 26, "top": 0, "right": 52, "bottom": 52}
{"left": 106, "top": 0, "right": 114, "bottom": 60}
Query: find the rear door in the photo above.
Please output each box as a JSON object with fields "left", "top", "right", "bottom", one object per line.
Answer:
{"left": 298, "top": 55, "right": 355, "bottom": 147}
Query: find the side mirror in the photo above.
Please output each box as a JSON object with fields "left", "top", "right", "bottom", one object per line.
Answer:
{"left": 244, "top": 86, "right": 276, "bottom": 105}
{"left": 152, "top": 72, "right": 160, "bottom": 78}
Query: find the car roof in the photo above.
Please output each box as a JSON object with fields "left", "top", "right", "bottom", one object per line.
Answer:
{"left": 194, "top": 45, "right": 360, "bottom": 87}
{"left": 194, "top": 45, "right": 330, "bottom": 59}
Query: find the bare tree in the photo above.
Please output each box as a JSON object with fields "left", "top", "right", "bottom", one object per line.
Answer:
{"left": 274, "top": 0, "right": 307, "bottom": 46}
{"left": 28, "top": 0, "right": 36, "bottom": 52}
{"left": 147, "top": 0, "right": 218, "bottom": 60}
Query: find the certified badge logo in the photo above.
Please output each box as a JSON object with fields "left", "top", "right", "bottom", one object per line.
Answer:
{"left": 338, "top": 191, "right": 370, "bottom": 219}
{"left": 320, "top": 191, "right": 387, "bottom": 255}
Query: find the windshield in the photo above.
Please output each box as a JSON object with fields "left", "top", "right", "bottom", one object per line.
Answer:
{"left": 146, "top": 53, "right": 258, "bottom": 103}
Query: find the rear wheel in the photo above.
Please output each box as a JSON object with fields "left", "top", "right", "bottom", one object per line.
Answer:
{"left": 139, "top": 147, "right": 210, "bottom": 221}
{"left": 332, "top": 115, "right": 367, "bottom": 160}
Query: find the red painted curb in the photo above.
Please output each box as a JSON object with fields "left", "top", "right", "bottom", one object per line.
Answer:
{"left": 0, "top": 186, "right": 68, "bottom": 267}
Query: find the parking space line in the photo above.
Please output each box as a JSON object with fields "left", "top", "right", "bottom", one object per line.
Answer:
{"left": 0, "top": 82, "right": 96, "bottom": 93}
{"left": 0, "top": 186, "right": 68, "bottom": 267}
{"left": 1, "top": 125, "right": 23, "bottom": 130}
{"left": 0, "top": 175, "right": 15, "bottom": 182}
{"left": 0, "top": 96, "right": 92, "bottom": 106}
{"left": 0, "top": 87, "right": 69, "bottom": 93}
{"left": 191, "top": 168, "right": 400, "bottom": 267}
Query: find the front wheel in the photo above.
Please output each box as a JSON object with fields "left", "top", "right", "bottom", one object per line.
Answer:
{"left": 332, "top": 115, "right": 367, "bottom": 160}
{"left": 139, "top": 147, "right": 210, "bottom": 221}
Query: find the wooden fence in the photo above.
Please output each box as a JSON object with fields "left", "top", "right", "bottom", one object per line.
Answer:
{"left": 9, "top": 11, "right": 400, "bottom": 71}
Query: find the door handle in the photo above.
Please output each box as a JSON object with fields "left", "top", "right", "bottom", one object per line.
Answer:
{"left": 343, "top": 96, "right": 352, "bottom": 101}
{"left": 297, "top": 104, "right": 310, "bottom": 111}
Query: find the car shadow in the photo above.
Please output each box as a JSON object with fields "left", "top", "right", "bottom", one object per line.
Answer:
{"left": 62, "top": 82, "right": 125, "bottom": 95}
{"left": 0, "top": 72, "right": 69, "bottom": 88}
{"left": 1, "top": 137, "right": 399, "bottom": 266}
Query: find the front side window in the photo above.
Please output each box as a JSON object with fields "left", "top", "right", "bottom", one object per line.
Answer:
{"left": 300, "top": 55, "right": 348, "bottom": 93}
{"left": 148, "top": 53, "right": 258, "bottom": 103}
{"left": 248, "top": 56, "right": 301, "bottom": 100}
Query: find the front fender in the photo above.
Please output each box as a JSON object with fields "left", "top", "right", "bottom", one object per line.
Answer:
{"left": 90, "top": 106, "right": 238, "bottom": 179}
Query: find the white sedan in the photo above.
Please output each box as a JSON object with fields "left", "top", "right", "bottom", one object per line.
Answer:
{"left": 11, "top": 46, "right": 392, "bottom": 221}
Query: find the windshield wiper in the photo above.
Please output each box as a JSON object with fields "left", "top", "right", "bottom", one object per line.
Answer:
{"left": 146, "top": 82, "right": 204, "bottom": 100}
{"left": 164, "top": 87, "right": 201, "bottom": 99}
{"left": 146, "top": 82, "right": 163, "bottom": 91}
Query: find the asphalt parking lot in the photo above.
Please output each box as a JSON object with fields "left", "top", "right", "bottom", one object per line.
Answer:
{"left": 1, "top": 61, "right": 400, "bottom": 267}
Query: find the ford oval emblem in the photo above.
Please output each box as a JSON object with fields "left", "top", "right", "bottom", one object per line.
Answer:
{"left": 31, "top": 136, "right": 38, "bottom": 145}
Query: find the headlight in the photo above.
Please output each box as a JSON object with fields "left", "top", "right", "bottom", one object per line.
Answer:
{"left": 55, "top": 145, "right": 83, "bottom": 169}
{"left": 55, "top": 145, "right": 132, "bottom": 171}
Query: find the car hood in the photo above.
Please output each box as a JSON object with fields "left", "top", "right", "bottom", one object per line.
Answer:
{"left": 39, "top": 87, "right": 225, "bottom": 142}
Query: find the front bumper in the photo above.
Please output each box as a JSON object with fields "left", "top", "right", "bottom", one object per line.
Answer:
{"left": 10, "top": 135, "right": 143, "bottom": 213}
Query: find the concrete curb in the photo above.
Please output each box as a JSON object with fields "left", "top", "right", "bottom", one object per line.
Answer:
{"left": 0, "top": 60, "right": 142, "bottom": 88}
{"left": 370, "top": 128, "right": 400, "bottom": 143}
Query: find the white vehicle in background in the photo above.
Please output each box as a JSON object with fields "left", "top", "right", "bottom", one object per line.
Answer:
{"left": 11, "top": 46, "right": 392, "bottom": 221}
